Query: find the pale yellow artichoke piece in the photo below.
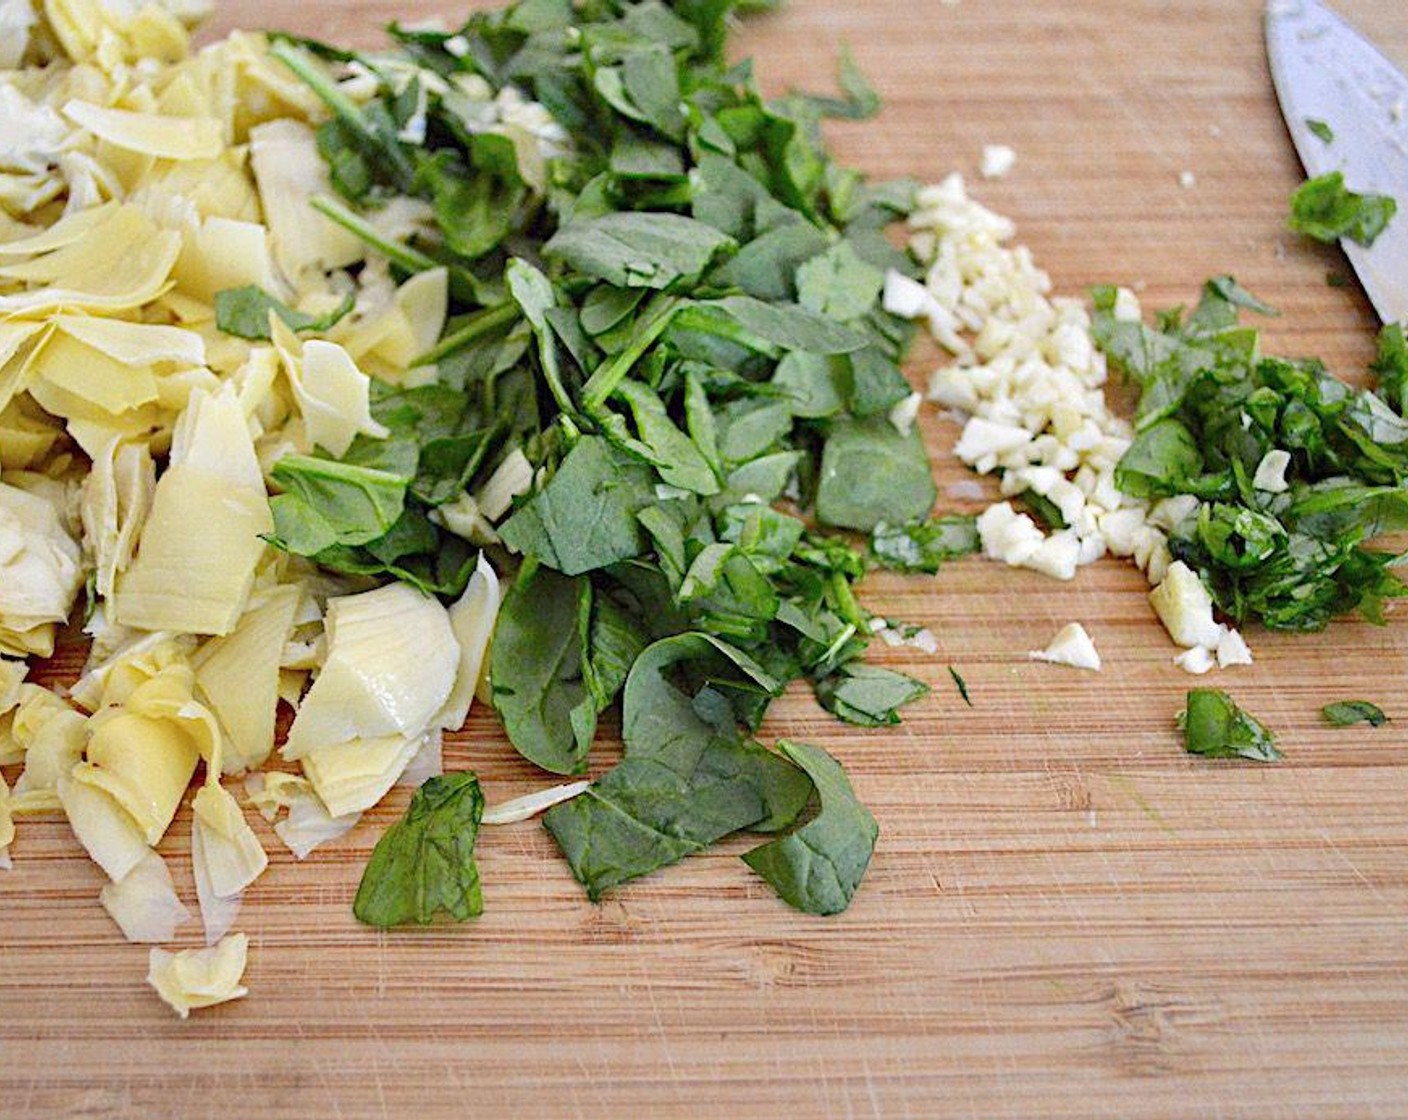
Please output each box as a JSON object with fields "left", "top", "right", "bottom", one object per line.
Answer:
{"left": 282, "top": 583, "right": 459, "bottom": 760}
{"left": 147, "top": 932, "right": 248, "bottom": 1019}
{"left": 0, "top": 772, "right": 13, "bottom": 869}
{"left": 99, "top": 848, "right": 191, "bottom": 943}
{"left": 0, "top": 201, "right": 119, "bottom": 257}
{"left": 0, "top": 204, "right": 180, "bottom": 316}
{"left": 291, "top": 339, "right": 388, "bottom": 457}
{"left": 193, "top": 782, "right": 267, "bottom": 898}
{"left": 61, "top": 99, "right": 222, "bottom": 161}
{"left": 300, "top": 729, "right": 428, "bottom": 819}
{"left": 54, "top": 315, "right": 206, "bottom": 368}
{"left": 435, "top": 553, "right": 500, "bottom": 732}
{"left": 75, "top": 709, "right": 200, "bottom": 845}
{"left": 57, "top": 771, "right": 150, "bottom": 882}
{"left": 171, "top": 215, "right": 283, "bottom": 305}
{"left": 249, "top": 119, "right": 363, "bottom": 288}
{"left": 0, "top": 478, "right": 84, "bottom": 659}
{"left": 80, "top": 437, "right": 155, "bottom": 601}
{"left": 10, "top": 684, "right": 87, "bottom": 799}
{"left": 27, "top": 331, "right": 162, "bottom": 418}
{"left": 114, "top": 385, "right": 272, "bottom": 636}
{"left": 0, "top": 399, "right": 65, "bottom": 471}
{"left": 191, "top": 584, "right": 299, "bottom": 774}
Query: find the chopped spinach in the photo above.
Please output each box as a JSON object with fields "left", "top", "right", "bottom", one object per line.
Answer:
{"left": 270, "top": 0, "right": 962, "bottom": 916}
{"left": 948, "top": 666, "right": 972, "bottom": 707}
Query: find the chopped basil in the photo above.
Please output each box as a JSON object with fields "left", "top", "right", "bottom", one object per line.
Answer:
{"left": 1178, "top": 689, "right": 1282, "bottom": 763}
{"left": 1321, "top": 701, "right": 1388, "bottom": 728}
{"left": 1289, "top": 171, "right": 1397, "bottom": 247}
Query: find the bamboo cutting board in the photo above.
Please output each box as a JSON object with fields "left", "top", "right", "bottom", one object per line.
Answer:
{"left": 5, "top": 2, "right": 1408, "bottom": 1116}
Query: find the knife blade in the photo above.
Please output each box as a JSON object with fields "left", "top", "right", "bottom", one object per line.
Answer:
{"left": 1266, "top": 0, "right": 1408, "bottom": 323}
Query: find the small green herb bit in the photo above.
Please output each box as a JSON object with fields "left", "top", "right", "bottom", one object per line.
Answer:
{"left": 1178, "top": 689, "right": 1282, "bottom": 763}
{"left": 1321, "top": 700, "right": 1389, "bottom": 728}
{"left": 214, "top": 285, "right": 354, "bottom": 341}
{"left": 948, "top": 667, "right": 972, "bottom": 707}
{"left": 871, "top": 515, "right": 979, "bottom": 574}
{"left": 353, "top": 773, "right": 485, "bottom": 928}
{"left": 1305, "top": 119, "right": 1335, "bottom": 144}
{"left": 1289, "top": 171, "right": 1397, "bottom": 247}
{"left": 742, "top": 741, "right": 879, "bottom": 916}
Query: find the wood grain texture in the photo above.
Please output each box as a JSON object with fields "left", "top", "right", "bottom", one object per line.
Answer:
{"left": 6, "top": 1, "right": 1408, "bottom": 1116}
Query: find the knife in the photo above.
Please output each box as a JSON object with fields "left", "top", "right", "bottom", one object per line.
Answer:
{"left": 1266, "top": 0, "right": 1408, "bottom": 323}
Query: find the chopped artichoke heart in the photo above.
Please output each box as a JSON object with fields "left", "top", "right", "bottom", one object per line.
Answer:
{"left": 62, "top": 100, "right": 223, "bottom": 161}
{"left": 435, "top": 553, "right": 500, "bottom": 732}
{"left": 192, "top": 782, "right": 267, "bottom": 899}
{"left": 0, "top": 773, "right": 13, "bottom": 858}
{"left": 300, "top": 730, "right": 427, "bottom": 819}
{"left": 148, "top": 932, "right": 249, "bottom": 1019}
{"left": 114, "top": 469, "right": 270, "bottom": 635}
{"left": 249, "top": 119, "right": 363, "bottom": 285}
{"left": 55, "top": 315, "right": 206, "bottom": 368}
{"left": 10, "top": 687, "right": 87, "bottom": 796}
{"left": 58, "top": 772, "right": 151, "bottom": 882}
{"left": 80, "top": 438, "right": 156, "bottom": 600}
{"left": 294, "top": 340, "right": 389, "bottom": 458}
{"left": 0, "top": 204, "right": 180, "bottom": 316}
{"left": 28, "top": 331, "right": 162, "bottom": 417}
{"left": 282, "top": 583, "right": 459, "bottom": 759}
{"left": 70, "top": 631, "right": 195, "bottom": 714}
{"left": 0, "top": 202, "right": 119, "bottom": 257}
{"left": 77, "top": 710, "right": 200, "bottom": 844}
{"left": 192, "top": 584, "right": 300, "bottom": 774}
{"left": 0, "top": 480, "right": 84, "bottom": 659}
{"left": 244, "top": 770, "right": 359, "bottom": 859}
{"left": 115, "top": 387, "right": 271, "bottom": 635}
{"left": 172, "top": 216, "right": 284, "bottom": 304}
{"left": 99, "top": 849, "right": 191, "bottom": 943}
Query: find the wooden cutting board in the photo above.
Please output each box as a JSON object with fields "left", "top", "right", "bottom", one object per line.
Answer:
{"left": 5, "top": 1, "right": 1408, "bottom": 1115}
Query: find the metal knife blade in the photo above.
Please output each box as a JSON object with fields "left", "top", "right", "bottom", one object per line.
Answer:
{"left": 1266, "top": 0, "right": 1408, "bottom": 323}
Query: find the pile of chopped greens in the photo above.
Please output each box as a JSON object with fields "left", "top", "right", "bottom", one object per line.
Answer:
{"left": 1093, "top": 278, "right": 1408, "bottom": 634}
{"left": 265, "top": 0, "right": 978, "bottom": 919}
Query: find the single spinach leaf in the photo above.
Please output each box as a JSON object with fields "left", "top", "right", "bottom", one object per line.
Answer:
{"left": 795, "top": 240, "right": 884, "bottom": 322}
{"left": 489, "top": 563, "right": 596, "bottom": 775}
{"left": 816, "top": 417, "right": 936, "bottom": 531}
{"left": 741, "top": 741, "right": 878, "bottom": 915}
{"left": 353, "top": 772, "right": 484, "bottom": 928}
{"left": 678, "top": 296, "right": 869, "bottom": 354}
{"left": 815, "top": 663, "right": 929, "bottom": 727}
{"left": 542, "top": 736, "right": 810, "bottom": 901}
{"left": 613, "top": 381, "right": 720, "bottom": 495}
{"left": 1306, "top": 118, "right": 1334, "bottom": 144}
{"left": 544, "top": 212, "right": 736, "bottom": 289}
{"left": 499, "top": 437, "right": 656, "bottom": 575}
{"left": 269, "top": 455, "right": 409, "bottom": 555}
